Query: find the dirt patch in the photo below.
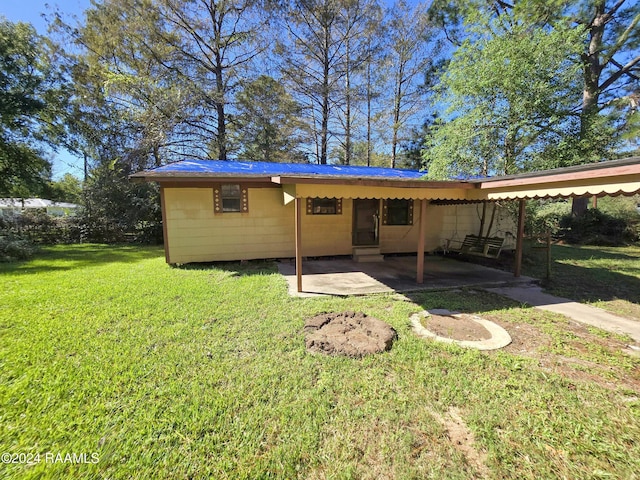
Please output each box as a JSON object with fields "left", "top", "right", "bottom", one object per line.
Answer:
{"left": 423, "top": 313, "right": 492, "bottom": 341}
{"left": 304, "top": 311, "right": 396, "bottom": 357}
{"left": 484, "top": 314, "right": 640, "bottom": 393}
{"left": 429, "top": 406, "right": 489, "bottom": 479}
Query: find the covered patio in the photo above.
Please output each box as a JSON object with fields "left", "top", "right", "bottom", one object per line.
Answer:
{"left": 287, "top": 157, "right": 640, "bottom": 293}
{"left": 277, "top": 254, "right": 533, "bottom": 297}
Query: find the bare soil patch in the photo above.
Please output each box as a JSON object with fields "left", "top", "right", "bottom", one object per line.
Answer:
{"left": 422, "top": 313, "right": 492, "bottom": 341}
{"left": 484, "top": 314, "right": 640, "bottom": 393}
{"left": 304, "top": 311, "right": 396, "bottom": 357}
{"left": 429, "top": 406, "right": 489, "bottom": 479}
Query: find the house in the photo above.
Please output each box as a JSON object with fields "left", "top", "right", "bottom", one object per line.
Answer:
{"left": 130, "top": 160, "right": 515, "bottom": 261}
{"left": 0, "top": 198, "right": 80, "bottom": 217}
{"left": 131, "top": 157, "right": 640, "bottom": 291}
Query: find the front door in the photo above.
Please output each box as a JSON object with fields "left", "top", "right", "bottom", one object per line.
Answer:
{"left": 353, "top": 199, "right": 380, "bottom": 246}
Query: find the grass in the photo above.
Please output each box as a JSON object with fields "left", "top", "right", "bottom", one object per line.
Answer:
{"left": 523, "top": 243, "right": 640, "bottom": 318}
{"left": 1, "top": 244, "right": 639, "bottom": 479}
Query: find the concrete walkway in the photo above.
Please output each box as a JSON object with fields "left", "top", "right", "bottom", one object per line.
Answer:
{"left": 487, "top": 285, "right": 640, "bottom": 344}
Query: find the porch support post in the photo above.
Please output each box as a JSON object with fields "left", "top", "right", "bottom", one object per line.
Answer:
{"left": 295, "top": 197, "right": 303, "bottom": 292}
{"left": 514, "top": 199, "right": 526, "bottom": 277}
{"left": 416, "top": 199, "right": 427, "bottom": 284}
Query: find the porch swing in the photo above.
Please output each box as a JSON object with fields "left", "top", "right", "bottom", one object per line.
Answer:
{"left": 442, "top": 204, "right": 505, "bottom": 259}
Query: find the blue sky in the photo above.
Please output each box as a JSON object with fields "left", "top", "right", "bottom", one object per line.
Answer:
{"left": 1, "top": 0, "right": 91, "bottom": 34}
{"left": 2, "top": 0, "right": 92, "bottom": 179}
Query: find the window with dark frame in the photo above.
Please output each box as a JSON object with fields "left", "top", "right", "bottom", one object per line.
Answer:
{"left": 214, "top": 184, "right": 248, "bottom": 214}
{"left": 307, "top": 198, "right": 342, "bottom": 215}
{"left": 383, "top": 199, "right": 413, "bottom": 225}
{"left": 221, "top": 184, "right": 241, "bottom": 212}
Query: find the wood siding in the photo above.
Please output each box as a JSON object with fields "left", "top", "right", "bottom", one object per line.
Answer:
{"left": 163, "top": 187, "right": 515, "bottom": 263}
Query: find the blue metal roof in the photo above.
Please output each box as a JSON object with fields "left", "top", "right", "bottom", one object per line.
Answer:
{"left": 145, "top": 159, "right": 426, "bottom": 180}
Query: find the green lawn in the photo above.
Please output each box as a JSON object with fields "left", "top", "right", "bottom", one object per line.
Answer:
{"left": 523, "top": 243, "right": 640, "bottom": 319}
{"left": 1, "top": 244, "right": 639, "bottom": 479}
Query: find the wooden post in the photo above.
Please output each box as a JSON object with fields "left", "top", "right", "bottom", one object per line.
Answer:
{"left": 416, "top": 199, "right": 427, "bottom": 284}
{"left": 545, "top": 229, "right": 552, "bottom": 280}
{"left": 295, "top": 197, "right": 303, "bottom": 292}
{"left": 160, "top": 186, "right": 171, "bottom": 264}
{"left": 514, "top": 199, "right": 526, "bottom": 277}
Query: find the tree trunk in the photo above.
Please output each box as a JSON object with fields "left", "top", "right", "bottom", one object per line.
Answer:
{"left": 391, "top": 62, "right": 403, "bottom": 168}
{"left": 477, "top": 202, "right": 487, "bottom": 240}
{"left": 215, "top": 57, "right": 227, "bottom": 160}
{"left": 573, "top": 1, "right": 606, "bottom": 216}
{"left": 484, "top": 203, "right": 497, "bottom": 241}
{"left": 320, "top": 24, "right": 330, "bottom": 165}
{"left": 366, "top": 45, "right": 372, "bottom": 167}
{"left": 344, "top": 38, "right": 352, "bottom": 165}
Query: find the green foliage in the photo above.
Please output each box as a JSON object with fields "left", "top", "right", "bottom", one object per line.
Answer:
{"left": 424, "top": 10, "right": 584, "bottom": 179}
{"left": 560, "top": 206, "right": 640, "bottom": 246}
{"left": 527, "top": 200, "right": 571, "bottom": 236}
{"left": 46, "top": 173, "right": 83, "bottom": 204}
{"left": 425, "top": 0, "right": 639, "bottom": 179}
{"left": 526, "top": 197, "right": 640, "bottom": 245}
{"left": 233, "top": 76, "right": 310, "bottom": 162}
{"left": 79, "top": 162, "right": 162, "bottom": 243}
{"left": 0, "top": 19, "right": 68, "bottom": 197}
{"left": 0, "top": 234, "right": 37, "bottom": 262}
{"left": 0, "top": 210, "right": 82, "bottom": 245}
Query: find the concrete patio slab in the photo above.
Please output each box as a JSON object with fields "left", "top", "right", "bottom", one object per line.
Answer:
{"left": 278, "top": 255, "right": 534, "bottom": 297}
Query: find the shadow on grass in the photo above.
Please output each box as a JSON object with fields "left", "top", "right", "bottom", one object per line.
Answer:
{"left": 0, "top": 244, "right": 165, "bottom": 274}
{"left": 523, "top": 244, "right": 640, "bottom": 305}
{"left": 175, "top": 259, "right": 279, "bottom": 277}
{"left": 405, "top": 288, "right": 526, "bottom": 316}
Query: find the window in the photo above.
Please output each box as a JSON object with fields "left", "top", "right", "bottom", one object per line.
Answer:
{"left": 221, "top": 184, "right": 241, "bottom": 212}
{"left": 382, "top": 199, "right": 413, "bottom": 225}
{"left": 307, "top": 198, "right": 342, "bottom": 215}
{"left": 214, "top": 184, "right": 248, "bottom": 214}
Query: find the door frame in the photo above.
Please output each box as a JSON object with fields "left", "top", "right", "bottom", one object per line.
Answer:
{"left": 352, "top": 198, "right": 380, "bottom": 246}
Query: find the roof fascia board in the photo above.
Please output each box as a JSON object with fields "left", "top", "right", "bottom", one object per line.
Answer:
{"left": 136, "top": 176, "right": 274, "bottom": 185}
{"left": 477, "top": 160, "right": 640, "bottom": 189}
{"left": 270, "top": 175, "right": 473, "bottom": 189}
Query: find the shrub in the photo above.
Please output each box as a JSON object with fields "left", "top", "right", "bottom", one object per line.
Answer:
{"left": 560, "top": 204, "right": 639, "bottom": 245}
{"left": 526, "top": 197, "right": 639, "bottom": 245}
{"left": 529, "top": 201, "right": 571, "bottom": 237}
{"left": 0, "top": 235, "right": 38, "bottom": 262}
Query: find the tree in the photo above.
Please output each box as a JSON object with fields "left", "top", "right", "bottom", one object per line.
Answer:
{"left": 334, "top": 0, "right": 381, "bottom": 165}
{"left": 429, "top": 0, "right": 640, "bottom": 213}
{"left": 572, "top": 0, "right": 640, "bottom": 215}
{"left": 424, "top": 9, "right": 584, "bottom": 239}
{"left": 47, "top": 173, "right": 83, "bottom": 204}
{"left": 425, "top": 13, "right": 583, "bottom": 179}
{"left": 233, "top": 75, "right": 311, "bottom": 162}
{"left": 385, "top": 0, "right": 436, "bottom": 168}
{"left": 279, "top": 0, "right": 345, "bottom": 164}
{"left": 65, "top": 0, "right": 269, "bottom": 166}
{"left": 0, "top": 19, "right": 68, "bottom": 197}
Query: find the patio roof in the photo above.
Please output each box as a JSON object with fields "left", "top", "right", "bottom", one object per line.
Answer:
{"left": 474, "top": 157, "right": 640, "bottom": 200}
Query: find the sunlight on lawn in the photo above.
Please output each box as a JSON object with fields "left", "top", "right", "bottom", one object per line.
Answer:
{"left": 1, "top": 244, "right": 639, "bottom": 479}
